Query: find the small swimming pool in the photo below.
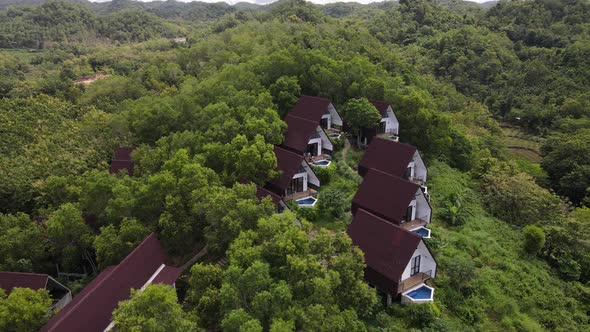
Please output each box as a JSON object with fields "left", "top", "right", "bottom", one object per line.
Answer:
{"left": 313, "top": 159, "right": 331, "bottom": 167}
{"left": 402, "top": 284, "right": 434, "bottom": 304}
{"left": 411, "top": 226, "right": 431, "bottom": 239}
{"left": 296, "top": 196, "right": 317, "bottom": 207}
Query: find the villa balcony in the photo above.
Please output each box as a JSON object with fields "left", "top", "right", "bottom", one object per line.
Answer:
{"left": 285, "top": 189, "right": 317, "bottom": 202}
{"left": 377, "top": 132, "right": 399, "bottom": 142}
{"left": 401, "top": 219, "right": 428, "bottom": 231}
{"left": 397, "top": 270, "right": 433, "bottom": 294}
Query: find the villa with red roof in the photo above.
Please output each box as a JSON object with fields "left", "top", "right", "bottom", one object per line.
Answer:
{"left": 358, "top": 138, "right": 427, "bottom": 185}
{"left": 290, "top": 95, "right": 343, "bottom": 137}
{"left": 0, "top": 272, "right": 72, "bottom": 311}
{"left": 110, "top": 146, "right": 136, "bottom": 176}
{"left": 282, "top": 113, "right": 334, "bottom": 159}
{"left": 351, "top": 100, "right": 400, "bottom": 145}
{"left": 352, "top": 168, "right": 431, "bottom": 233}
{"left": 255, "top": 184, "right": 289, "bottom": 213}
{"left": 347, "top": 209, "right": 437, "bottom": 305}
{"left": 40, "top": 233, "right": 182, "bottom": 332}
{"left": 264, "top": 146, "right": 320, "bottom": 207}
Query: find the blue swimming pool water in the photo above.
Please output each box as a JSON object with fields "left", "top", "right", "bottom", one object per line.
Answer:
{"left": 406, "top": 285, "right": 432, "bottom": 300}
{"left": 412, "top": 227, "right": 430, "bottom": 238}
{"left": 297, "top": 197, "right": 317, "bottom": 205}
{"left": 313, "top": 160, "right": 331, "bottom": 166}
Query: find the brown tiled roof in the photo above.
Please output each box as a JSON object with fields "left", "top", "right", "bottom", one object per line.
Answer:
{"left": 41, "top": 233, "right": 176, "bottom": 332}
{"left": 152, "top": 266, "right": 183, "bottom": 285}
{"left": 289, "top": 95, "right": 332, "bottom": 124}
{"left": 281, "top": 114, "right": 320, "bottom": 154}
{"left": 347, "top": 209, "right": 421, "bottom": 285}
{"left": 255, "top": 185, "right": 283, "bottom": 206}
{"left": 110, "top": 160, "right": 135, "bottom": 176}
{"left": 265, "top": 146, "right": 305, "bottom": 194}
{"left": 114, "top": 147, "right": 136, "bottom": 160}
{"left": 0, "top": 272, "right": 48, "bottom": 293}
{"left": 370, "top": 100, "right": 391, "bottom": 117}
{"left": 352, "top": 169, "right": 420, "bottom": 225}
{"left": 358, "top": 138, "right": 416, "bottom": 178}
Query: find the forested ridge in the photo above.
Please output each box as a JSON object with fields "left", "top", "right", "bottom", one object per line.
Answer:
{"left": 0, "top": 0, "right": 589, "bottom": 331}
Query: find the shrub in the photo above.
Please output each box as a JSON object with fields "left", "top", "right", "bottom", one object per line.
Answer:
{"left": 313, "top": 164, "right": 336, "bottom": 185}
{"left": 318, "top": 189, "right": 347, "bottom": 218}
{"left": 523, "top": 225, "right": 546, "bottom": 256}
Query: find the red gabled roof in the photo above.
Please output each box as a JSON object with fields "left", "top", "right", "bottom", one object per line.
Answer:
{"left": 152, "top": 266, "right": 183, "bottom": 285}
{"left": 289, "top": 95, "right": 332, "bottom": 124}
{"left": 352, "top": 169, "right": 420, "bottom": 225}
{"left": 255, "top": 185, "right": 283, "bottom": 207}
{"left": 265, "top": 146, "right": 306, "bottom": 194}
{"left": 281, "top": 114, "right": 320, "bottom": 154}
{"left": 370, "top": 100, "right": 391, "bottom": 117}
{"left": 0, "top": 272, "right": 48, "bottom": 293}
{"left": 114, "top": 146, "right": 136, "bottom": 160}
{"left": 41, "top": 233, "right": 175, "bottom": 332}
{"left": 359, "top": 138, "right": 416, "bottom": 178}
{"left": 347, "top": 209, "right": 422, "bottom": 283}
{"left": 110, "top": 160, "right": 135, "bottom": 176}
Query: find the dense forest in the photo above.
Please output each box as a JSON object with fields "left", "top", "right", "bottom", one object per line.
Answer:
{"left": 0, "top": 0, "right": 589, "bottom": 331}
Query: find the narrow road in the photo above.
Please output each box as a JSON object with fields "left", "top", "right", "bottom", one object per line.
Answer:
{"left": 341, "top": 138, "right": 351, "bottom": 162}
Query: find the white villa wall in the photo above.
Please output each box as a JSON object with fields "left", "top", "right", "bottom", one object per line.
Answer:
{"left": 308, "top": 137, "right": 322, "bottom": 156}
{"left": 328, "top": 103, "right": 343, "bottom": 127}
{"left": 413, "top": 151, "right": 428, "bottom": 182}
{"left": 292, "top": 171, "right": 308, "bottom": 191}
{"left": 400, "top": 241, "right": 437, "bottom": 281}
{"left": 303, "top": 161, "right": 320, "bottom": 187}
{"left": 382, "top": 106, "right": 399, "bottom": 135}
{"left": 408, "top": 199, "right": 417, "bottom": 221}
{"left": 318, "top": 127, "right": 333, "bottom": 152}
{"left": 415, "top": 189, "right": 431, "bottom": 223}
{"left": 408, "top": 161, "right": 415, "bottom": 179}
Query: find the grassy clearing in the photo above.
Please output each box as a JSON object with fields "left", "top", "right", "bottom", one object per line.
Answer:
{"left": 501, "top": 126, "right": 544, "bottom": 163}
{"left": 420, "top": 162, "right": 589, "bottom": 331}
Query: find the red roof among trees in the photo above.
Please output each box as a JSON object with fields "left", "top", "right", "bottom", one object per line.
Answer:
{"left": 289, "top": 95, "right": 332, "bottom": 124}
{"left": 369, "top": 100, "right": 391, "bottom": 117}
{"left": 347, "top": 209, "right": 422, "bottom": 292}
{"left": 265, "top": 146, "right": 306, "bottom": 194}
{"left": 41, "top": 233, "right": 178, "bottom": 332}
{"left": 358, "top": 138, "right": 416, "bottom": 177}
{"left": 281, "top": 114, "right": 321, "bottom": 154}
{"left": 352, "top": 168, "right": 420, "bottom": 225}
{"left": 0, "top": 272, "right": 48, "bottom": 293}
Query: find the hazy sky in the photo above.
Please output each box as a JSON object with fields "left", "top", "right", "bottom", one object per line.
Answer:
{"left": 90, "top": 0, "right": 491, "bottom": 5}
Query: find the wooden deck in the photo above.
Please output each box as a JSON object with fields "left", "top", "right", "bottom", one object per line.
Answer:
{"left": 285, "top": 189, "right": 317, "bottom": 202}
{"left": 401, "top": 219, "right": 428, "bottom": 231}
{"left": 398, "top": 271, "right": 432, "bottom": 294}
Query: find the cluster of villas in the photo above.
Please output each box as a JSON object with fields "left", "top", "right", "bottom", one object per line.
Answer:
{"left": 0, "top": 96, "right": 438, "bottom": 331}
{"left": 253, "top": 96, "right": 438, "bottom": 305}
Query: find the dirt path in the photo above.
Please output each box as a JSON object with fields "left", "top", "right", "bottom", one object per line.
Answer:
{"left": 181, "top": 245, "right": 209, "bottom": 270}
{"left": 341, "top": 138, "right": 351, "bottom": 162}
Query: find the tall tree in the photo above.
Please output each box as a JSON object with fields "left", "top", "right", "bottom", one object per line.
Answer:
{"left": 112, "top": 284, "right": 198, "bottom": 332}
{"left": 342, "top": 97, "right": 381, "bottom": 146}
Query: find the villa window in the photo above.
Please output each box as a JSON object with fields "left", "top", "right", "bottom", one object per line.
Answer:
{"left": 403, "top": 167, "right": 412, "bottom": 180}
{"left": 411, "top": 255, "right": 421, "bottom": 276}
{"left": 288, "top": 177, "right": 304, "bottom": 195}
{"left": 405, "top": 205, "right": 413, "bottom": 222}
{"left": 378, "top": 121, "right": 386, "bottom": 134}
{"left": 320, "top": 118, "right": 328, "bottom": 129}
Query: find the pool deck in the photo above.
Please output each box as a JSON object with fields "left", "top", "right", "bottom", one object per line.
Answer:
{"left": 401, "top": 219, "right": 428, "bottom": 231}
{"left": 285, "top": 189, "right": 317, "bottom": 202}
{"left": 398, "top": 271, "right": 432, "bottom": 294}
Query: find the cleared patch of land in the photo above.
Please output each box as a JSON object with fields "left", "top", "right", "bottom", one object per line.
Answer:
{"left": 501, "top": 126, "right": 544, "bottom": 163}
